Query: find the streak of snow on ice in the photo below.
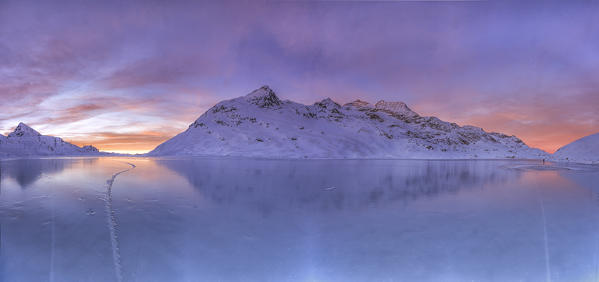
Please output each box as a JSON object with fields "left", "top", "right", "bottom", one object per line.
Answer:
{"left": 540, "top": 199, "right": 552, "bottom": 282}
{"left": 49, "top": 193, "right": 55, "bottom": 282}
{"left": 104, "top": 162, "right": 135, "bottom": 282}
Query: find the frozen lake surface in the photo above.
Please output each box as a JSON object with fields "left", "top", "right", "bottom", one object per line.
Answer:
{"left": 1, "top": 158, "right": 599, "bottom": 281}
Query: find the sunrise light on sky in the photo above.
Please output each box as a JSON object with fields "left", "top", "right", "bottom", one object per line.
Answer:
{"left": 1, "top": 0, "right": 597, "bottom": 154}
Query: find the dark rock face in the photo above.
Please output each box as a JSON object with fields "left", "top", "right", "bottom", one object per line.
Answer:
{"left": 248, "top": 86, "right": 282, "bottom": 108}
{"left": 8, "top": 123, "right": 42, "bottom": 138}
{"left": 82, "top": 145, "right": 99, "bottom": 152}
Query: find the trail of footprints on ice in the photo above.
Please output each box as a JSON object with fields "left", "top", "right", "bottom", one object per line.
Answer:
{"left": 104, "top": 162, "right": 136, "bottom": 282}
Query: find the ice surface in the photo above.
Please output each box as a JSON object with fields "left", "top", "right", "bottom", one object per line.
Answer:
{"left": 1, "top": 157, "right": 599, "bottom": 281}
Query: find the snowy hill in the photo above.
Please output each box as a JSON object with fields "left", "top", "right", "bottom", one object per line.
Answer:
{"left": 552, "top": 133, "right": 599, "bottom": 164}
{"left": 0, "top": 123, "right": 101, "bottom": 157}
{"left": 149, "top": 86, "right": 548, "bottom": 159}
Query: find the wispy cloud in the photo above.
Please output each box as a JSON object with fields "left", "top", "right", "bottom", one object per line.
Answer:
{"left": 0, "top": 0, "right": 597, "bottom": 153}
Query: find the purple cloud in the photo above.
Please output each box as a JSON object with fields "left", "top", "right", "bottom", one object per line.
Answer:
{"left": 0, "top": 0, "right": 597, "bottom": 153}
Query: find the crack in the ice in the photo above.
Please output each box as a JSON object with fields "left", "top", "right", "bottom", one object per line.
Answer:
{"left": 105, "top": 162, "right": 135, "bottom": 282}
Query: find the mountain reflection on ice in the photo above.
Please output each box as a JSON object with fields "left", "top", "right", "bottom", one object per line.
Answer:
{"left": 0, "top": 159, "right": 69, "bottom": 188}
{"left": 156, "top": 159, "right": 517, "bottom": 213}
{"left": 1, "top": 158, "right": 599, "bottom": 282}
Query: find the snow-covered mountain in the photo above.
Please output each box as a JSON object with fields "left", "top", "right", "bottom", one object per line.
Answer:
{"left": 552, "top": 133, "right": 599, "bottom": 164}
{"left": 0, "top": 123, "right": 101, "bottom": 157}
{"left": 149, "top": 86, "right": 548, "bottom": 159}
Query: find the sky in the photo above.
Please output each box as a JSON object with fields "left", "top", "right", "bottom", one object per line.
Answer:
{"left": 0, "top": 0, "right": 597, "bottom": 154}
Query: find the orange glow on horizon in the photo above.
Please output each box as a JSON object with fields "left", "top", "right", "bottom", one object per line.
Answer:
{"left": 67, "top": 130, "right": 175, "bottom": 155}
{"left": 65, "top": 128, "right": 593, "bottom": 155}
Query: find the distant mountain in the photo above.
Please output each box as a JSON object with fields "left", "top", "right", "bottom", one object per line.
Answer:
{"left": 0, "top": 123, "right": 101, "bottom": 157}
{"left": 552, "top": 133, "right": 599, "bottom": 164}
{"left": 148, "top": 86, "right": 548, "bottom": 159}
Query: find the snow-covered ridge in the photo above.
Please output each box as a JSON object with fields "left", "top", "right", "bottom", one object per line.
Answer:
{"left": 8, "top": 123, "right": 42, "bottom": 137}
{"left": 0, "top": 122, "right": 102, "bottom": 157}
{"left": 149, "top": 86, "right": 549, "bottom": 159}
{"left": 374, "top": 100, "right": 418, "bottom": 118}
{"left": 552, "top": 133, "right": 599, "bottom": 164}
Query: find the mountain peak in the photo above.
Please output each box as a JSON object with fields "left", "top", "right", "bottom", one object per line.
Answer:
{"left": 315, "top": 98, "right": 341, "bottom": 109}
{"left": 8, "top": 122, "right": 41, "bottom": 137}
{"left": 374, "top": 100, "right": 418, "bottom": 117}
{"left": 246, "top": 85, "right": 281, "bottom": 108}
{"left": 553, "top": 132, "right": 599, "bottom": 163}
{"left": 344, "top": 99, "right": 372, "bottom": 109}
{"left": 246, "top": 85, "right": 276, "bottom": 97}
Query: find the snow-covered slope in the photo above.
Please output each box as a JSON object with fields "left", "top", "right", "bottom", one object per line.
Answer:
{"left": 552, "top": 133, "right": 599, "bottom": 164}
{"left": 149, "top": 86, "right": 548, "bottom": 159}
{"left": 0, "top": 123, "right": 101, "bottom": 157}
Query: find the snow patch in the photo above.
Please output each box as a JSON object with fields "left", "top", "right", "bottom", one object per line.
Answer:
{"left": 552, "top": 132, "right": 599, "bottom": 164}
